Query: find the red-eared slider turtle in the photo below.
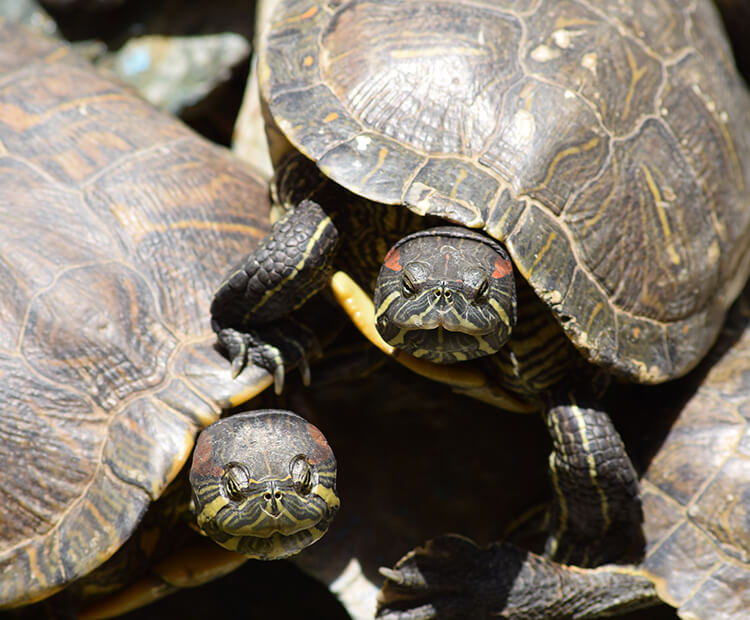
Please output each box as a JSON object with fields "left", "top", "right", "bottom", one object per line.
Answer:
{"left": 0, "top": 22, "right": 338, "bottom": 611}
{"left": 36, "top": 325, "right": 673, "bottom": 620}
{"left": 210, "top": 0, "right": 750, "bottom": 566}
{"left": 377, "top": 279, "right": 750, "bottom": 620}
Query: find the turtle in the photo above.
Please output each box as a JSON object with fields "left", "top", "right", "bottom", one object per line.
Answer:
{"left": 209, "top": 0, "right": 750, "bottom": 568}
{"left": 38, "top": 324, "right": 674, "bottom": 620}
{"left": 376, "top": 278, "right": 750, "bottom": 620}
{"left": 0, "top": 21, "right": 339, "bottom": 613}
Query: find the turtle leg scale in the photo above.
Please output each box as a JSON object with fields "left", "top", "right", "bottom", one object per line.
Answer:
{"left": 210, "top": 199, "right": 339, "bottom": 380}
{"left": 543, "top": 393, "right": 644, "bottom": 567}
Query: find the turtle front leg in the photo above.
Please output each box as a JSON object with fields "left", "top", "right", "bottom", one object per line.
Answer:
{"left": 211, "top": 199, "right": 340, "bottom": 387}
{"left": 543, "top": 391, "right": 644, "bottom": 567}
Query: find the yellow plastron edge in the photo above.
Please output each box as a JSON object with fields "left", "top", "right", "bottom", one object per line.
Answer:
{"left": 330, "top": 270, "right": 534, "bottom": 412}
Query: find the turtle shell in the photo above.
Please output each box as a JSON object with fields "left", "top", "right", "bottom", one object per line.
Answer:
{"left": 259, "top": 0, "right": 750, "bottom": 383}
{"left": 633, "top": 282, "right": 750, "bottom": 617}
{"left": 0, "top": 23, "right": 273, "bottom": 607}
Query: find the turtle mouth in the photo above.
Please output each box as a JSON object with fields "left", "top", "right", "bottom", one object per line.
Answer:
{"left": 397, "top": 326, "right": 502, "bottom": 363}
{"left": 204, "top": 494, "right": 339, "bottom": 560}
{"left": 381, "top": 279, "right": 510, "bottom": 338}
{"left": 228, "top": 510, "right": 318, "bottom": 538}
{"left": 397, "top": 312, "right": 496, "bottom": 337}
{"left": 209, "top": 478, "right": 339, "bottom": 539}
{"left": 195, "top": 504, "right": 307, "bottom": 539}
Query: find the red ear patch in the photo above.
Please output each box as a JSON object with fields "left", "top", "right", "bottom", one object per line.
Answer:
{"left": 492, "top": 256, "right": 512, "bottom": 279}
{"left": 191, "top": 434, "right": 223, "bottom": 477}
{"left": 384, "top": 247, "right": 402, "bottom": 272}
{"left": 306, "top": 422, "right": 333, "bottom": 464}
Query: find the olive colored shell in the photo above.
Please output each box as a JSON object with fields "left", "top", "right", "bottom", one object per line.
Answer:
{"left": 0, "top": 23, "right": 272, "bottom": 607}
{"left": 260, "top": 0, "right": 750, "bottom": 383}
{"left": 636, "top": 283, "right": 750, "bottom": 617}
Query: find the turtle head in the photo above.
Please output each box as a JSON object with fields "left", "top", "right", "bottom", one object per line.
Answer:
{"left": 190, "top": 410, "right": 339, "bottom": 560}
{"left": 374, "top": 227, "right": 516, "bottom": 363}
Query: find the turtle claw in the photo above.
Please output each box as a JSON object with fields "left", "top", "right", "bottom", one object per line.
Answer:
{"left": 216, "top": 328, "right": 250, "bottom": 379}
{"left": 272, "top": 362, "right": 286, "bottom": 395}
{"left": 246, "top": 342, "right": 285, "bottom": 393}
{"left": 378, "top": 564, "right": 427, "bottom": 589}
{"left": 377, "top": 535, "right": 528, "bottom": 619}
{"left": 377, "top": 535, "right": 476, "bottom": 619}
{"left": 379, "top": 567, "right": 406, "bottom": 585}
{"left": 299, "top": 354, "right": 311, "bottom": 386}
{"left": 377, "top": 604, "right": 436, "bottom": 620}
{"left": 230, "top": 351, "right": 247, "bottom": 379}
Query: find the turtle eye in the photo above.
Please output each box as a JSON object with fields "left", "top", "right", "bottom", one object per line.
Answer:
{"left": 290, "top": 455, "right": 313, "bottom": 495}
{"left": 401, "top": 262, "right": 429, "bottom": 298}
{"left": 465, "top": 267, "right": 490, "bottom": 302}
{"left": 402, "top": 273, "right": 417, "bottom": 298}
{"left": 222, "top": 462, "right": 250, "bottom": 501}
{"left": 474, "top": 278, "right": 490, "bottom": 302}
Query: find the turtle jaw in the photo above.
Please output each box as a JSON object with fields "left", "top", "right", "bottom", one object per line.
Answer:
{"left": 194, "top": 479, "right": 339, "bottom": 560}
{"left": 192, "top": 474, "right": 339, "bottom": 561}
{"left": 374, "top": 287, "right": 515, "bottom": 363}
{"left": 377, "top": 324, "right": 509, "bottom": 363}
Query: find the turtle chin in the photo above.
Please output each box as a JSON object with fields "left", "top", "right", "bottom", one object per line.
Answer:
{"left": 224, "top": 529, "right": 326, "bottom": 561}
{"left": 389, "top": 326, "right": 504, "bottom": 364}
{"left": 196, "top": 496, "right": 338, "bottom": 560}
{"left": 219, "top": 505, "right": 311, "bottom": 538}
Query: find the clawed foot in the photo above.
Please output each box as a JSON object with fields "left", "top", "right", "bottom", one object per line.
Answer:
{"left": 377, "top": 535, "right": 525, "bottom": 619}
{"left": 378, "top": 534, "right": 656, "bottom": 619}
{"left": 214, "top": 318, "right": 319, "bottom": 393}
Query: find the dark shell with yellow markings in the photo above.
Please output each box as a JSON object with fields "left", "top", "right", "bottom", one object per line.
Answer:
{"left": 0, "top": 23, "right": 274, "bottom": 608}
{"left": 260, "top": 0, "right": 750, "bottom": 383}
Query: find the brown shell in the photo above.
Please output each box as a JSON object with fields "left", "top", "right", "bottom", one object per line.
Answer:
{"left": 634, "top": 282, "right": 750, "bottom": 617}
{"left": 620, "top": 278, "right": 750, "bottom": 620}
{"left": 0, "top": 23, "right": 272, "bottom": 607}
{"left": 260, "top": 0, "right": 750, "bottom": 383}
